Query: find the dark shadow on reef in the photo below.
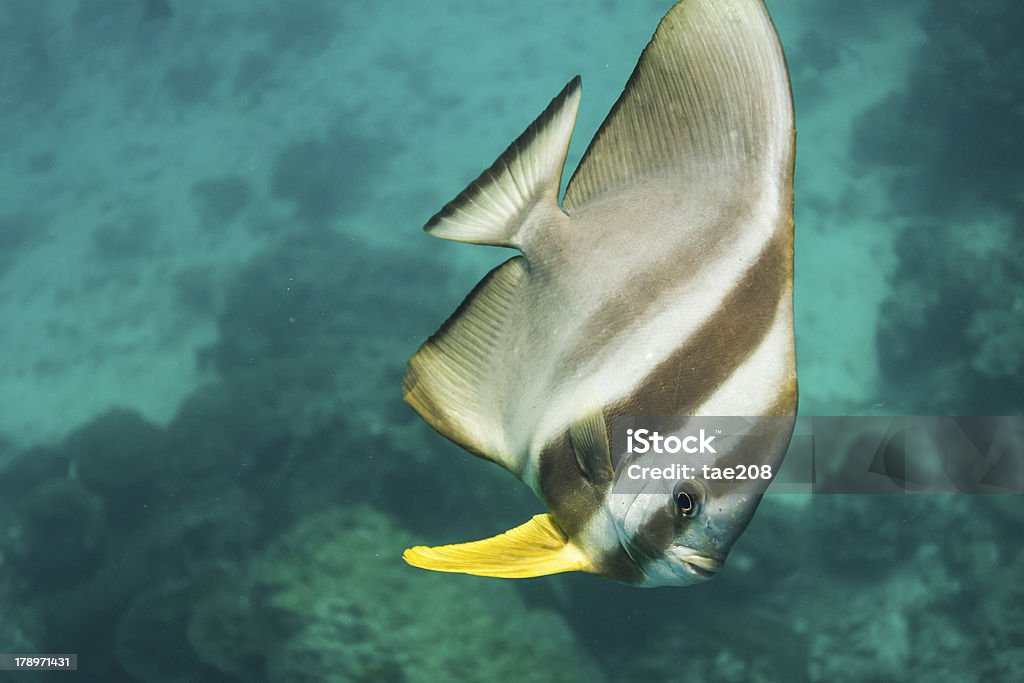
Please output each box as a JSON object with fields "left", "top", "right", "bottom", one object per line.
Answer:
{"left": 850, "top": 1, "right": 1024, "bottom": 218}
{"left": 861, "top": 0, "right": 1024, "bottom": 414}
{"left": 0, "top": 231, "right": 546, "bottom": 680}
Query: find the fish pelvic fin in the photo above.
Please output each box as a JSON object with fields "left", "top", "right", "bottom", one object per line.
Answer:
{"left": 569, "top": 391, "right": 614, "bottom": 488}
{"left": 402, "top": 514, "right": 595, "bottom": 578}
{"left": 424, "top": 76, "right": 581, "bottom": 249}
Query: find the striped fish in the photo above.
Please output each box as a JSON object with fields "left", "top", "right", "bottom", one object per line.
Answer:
{"left": 402, "top": 0, "right": 796, "bottom": 586}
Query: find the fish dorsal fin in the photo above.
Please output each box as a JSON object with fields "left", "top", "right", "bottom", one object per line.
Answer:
{"left": 403, "top": 256, "right": 526, "bottom": 469}
{"left": 563, "top": 0, "right": 793, "bottom": 212}
{"left": 424, "top": 77, "right": 581, "bottom": 248}
{"left": 570, "top": 392, "right": 613, "bottom": 487}
{"left": 403, "top": 514, "right": 594, "bottom": 578}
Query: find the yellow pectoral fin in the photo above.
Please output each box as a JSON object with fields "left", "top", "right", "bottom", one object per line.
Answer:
{"left": 402, "top": 514, "right": 595, "bottom": 578}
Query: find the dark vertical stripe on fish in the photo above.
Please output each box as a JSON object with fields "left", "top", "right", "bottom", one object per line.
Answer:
{"left": 611, "top": 229, "right": 790, "bottom": 419}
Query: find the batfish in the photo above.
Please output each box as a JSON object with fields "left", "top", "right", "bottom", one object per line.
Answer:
{"left": 402, "top": 0, "right": 797, "bottom": 586}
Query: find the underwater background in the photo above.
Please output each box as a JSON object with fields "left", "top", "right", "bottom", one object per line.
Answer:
{"left": 0, "top": 0, "right": 1021, "bottom": 680}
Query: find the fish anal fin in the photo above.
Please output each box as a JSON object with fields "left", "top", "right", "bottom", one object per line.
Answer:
{"left": 402, "top": 514, "right": 594, "bottom": 578}
{"left": 569, "top": 393, "right": 613, "bottom": 487}
{"left": 425, "top": 77, "right": 581, "bottom": 248}
{"left": 403, "top": 256, "right": 527, "bottom": 471}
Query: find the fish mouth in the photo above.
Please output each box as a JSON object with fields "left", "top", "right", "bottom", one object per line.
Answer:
{"left": 679, "top": 554, "right": 723, "bottom": 579}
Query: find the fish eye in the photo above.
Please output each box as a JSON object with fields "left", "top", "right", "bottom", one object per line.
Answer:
{"left": 672, "top": 481, "right": 702, "bottom": 518}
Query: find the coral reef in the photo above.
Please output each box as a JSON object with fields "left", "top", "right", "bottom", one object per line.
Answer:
{"left": 163, "top": 55, "right": 221, "bottom": 105}
{"left": 979, "top": 548, "right": 1024, "bottom": 678}
{"left": 0, "top": 283, "right": 1020, "bottom": 682}
{"left": 0, "top": 227, "right": 540, "bottom": 677}
{"left": 114, "top": 507, "right": 606, "bottom": 683}
{"left": 90, "top": 212, "right": 161, "bottom": 260}
{"left": 856, "top": 1, "right": 1024, "bottom": 415}
{"left": 190, "top": 175, "right": 254, "bottom": 230}
{"left": 66, "top": 408, "right": 165, "bottom": 496}
{"left": 114, "top": 579, "right": 212, "bottom": 683}
{"left": 269, "top": 130, "right": 388, "bottom": 224}
{"left": 851, "top": 1, "right": 1024, "bottom": 216}
{"left": 195, "top": 230, "right": 465, "bottom": 503}
{"left": 876, "top": 220, "right": 1024, "bottom": 414}
{"left": 0, "top": 212, "right": 48, "bottom": 278}
{"left": 6, "top": 478, "right": 106, "bottom": 589}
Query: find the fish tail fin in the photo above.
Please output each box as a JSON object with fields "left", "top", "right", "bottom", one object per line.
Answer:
{"left": 402, "top": 514, "right": 595, "bottom": 578}
{"left": 423, "top": 76, "right": 581, "bottom": 248}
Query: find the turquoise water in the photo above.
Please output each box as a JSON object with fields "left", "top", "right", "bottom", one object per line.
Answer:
{"left": 0, "top": 0, "right": 1021, "bottom": 680}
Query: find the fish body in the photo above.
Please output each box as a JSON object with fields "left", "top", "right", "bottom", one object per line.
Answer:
{"left": 403, "top": 0, "right": 796, "bottom": 586}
